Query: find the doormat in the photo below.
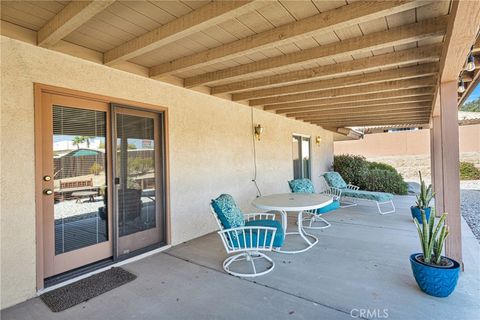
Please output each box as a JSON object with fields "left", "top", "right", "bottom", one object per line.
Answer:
{"left": 41, "top": 267, "right": 136, "bottom": 312}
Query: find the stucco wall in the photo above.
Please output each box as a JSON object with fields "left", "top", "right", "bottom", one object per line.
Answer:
{"left": 0, "top": 37, "right": 333, "bottom": 308}
{"left": 334, "top": 125, "right": 480, "bottom": 157}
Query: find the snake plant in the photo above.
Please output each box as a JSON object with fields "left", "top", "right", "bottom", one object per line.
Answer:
{"left": 415, "top": 171, "right": 434, "bottom": 209}
{"left": 413, "top": 210, "right": 449, "bottom": 265}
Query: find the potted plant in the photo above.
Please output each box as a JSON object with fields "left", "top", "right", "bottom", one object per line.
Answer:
{"left": 410, "top": 211, "right": 461, "bottom": 297}
{"left": 410, "top": 171, "right": 434, "bottom": 223}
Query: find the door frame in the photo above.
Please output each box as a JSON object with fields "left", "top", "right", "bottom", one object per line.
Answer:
{"left": 112, "top": 105, "right": 166, "bottom": 257}
{"left": 34, "top": 83, "right": 171, "bottom": 290}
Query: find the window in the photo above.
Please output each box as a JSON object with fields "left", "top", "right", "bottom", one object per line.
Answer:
{"left": 292, "top": 135, "right": 311, "bottom": 179}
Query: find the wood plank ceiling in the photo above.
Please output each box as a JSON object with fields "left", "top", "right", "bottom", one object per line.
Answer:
{"left": 1, "top": 0, "right": 456, "bottom": 130}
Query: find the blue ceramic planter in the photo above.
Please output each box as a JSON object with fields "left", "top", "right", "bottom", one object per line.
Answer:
{"left": 410, "top": 206, "right": 431, "bottom": 223}
{"left": 409, "top": 253, "right": 460, "bottom": 297}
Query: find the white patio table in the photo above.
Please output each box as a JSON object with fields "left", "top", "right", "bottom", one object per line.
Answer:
{"left": 252, "top": 193, "right": 333, "bottom": 254}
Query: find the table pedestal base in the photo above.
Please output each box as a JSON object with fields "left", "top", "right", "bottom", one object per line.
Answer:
{"left": 274, "top": 210, "right": 318, "bottom": 254}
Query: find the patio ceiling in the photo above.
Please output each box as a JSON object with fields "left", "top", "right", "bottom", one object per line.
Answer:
{"left": 1, "top": 0, "right": 455, "bottom": 129}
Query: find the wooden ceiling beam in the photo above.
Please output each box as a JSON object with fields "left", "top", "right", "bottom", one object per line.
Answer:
{"left": 286, "top": 102, "right": 432, "bottom": 118}
{"left": 277, "top": 96, "right": 434, "bottom": 115}
{"left": 184, "top": 16, "right": 448, "bottom": 87}
{"left": 104, "top": 1, "right": 261, "bottom": 66}
{"left": 311, "top": 117, "right": 431, "bottom": 127}
{"left": 292, "top": 106, "right": 431, "bottom": 120}
{"left": 306, "top": 113, "right": 429, "bottom": 127}
{"left": 213, "top": 44, "right": 442, "bottom": 94}
{"left": 472, "top": 38, "right": 480, "bottom": 53}
{"left": 250, "top": 76, "right": 436, "bottom": 106}
{"left": 232, "top": 63, "right": 438, "bottom": 101}
{"left": 149, "top": 0, "right": 423, "bottom": 77}
{"left": 38, "top": 0, "right": 115, "bottom": 48}
{"left": 264, "top": 88, "right": 435, "bottom": 111}
{"left": 438, "top": 1, "right": 480, "bottom": 82}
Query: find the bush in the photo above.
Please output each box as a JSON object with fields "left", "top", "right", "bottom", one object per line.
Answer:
{"left": 333, "top": 154, "right": 408, "bottom": 195}
{"left": 460, "top": 162, "right": 480, "bottom": 180}
{"left": 362, "top": 169, "right": 408, "bottom": 195}
{"left": 368, "top": 161, "right": 397, "bottom": 173}
{"left": 333, "top": 154, "right": 369, "bottom": 185}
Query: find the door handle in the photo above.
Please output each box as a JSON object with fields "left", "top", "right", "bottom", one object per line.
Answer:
{"left": 43, "top": 189, "right": 53, "bottom": 195}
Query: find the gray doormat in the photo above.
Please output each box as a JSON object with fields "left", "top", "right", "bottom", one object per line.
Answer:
{"left": 41, "top": 267, "right": 136, "bottom": 312}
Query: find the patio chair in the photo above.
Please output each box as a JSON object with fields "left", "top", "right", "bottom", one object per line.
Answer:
{"left": 210, "top": 194, "right": 284, "bottom": 277}
{"left": 288, "top": 178, "right": 341, "bottom": 229}
{"left": 322, "top": 172, "right": 395, "bottom": 215}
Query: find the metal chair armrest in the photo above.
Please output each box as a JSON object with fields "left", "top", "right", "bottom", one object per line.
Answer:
{"left": 347, "top": 184, "right": 360, "bottom": 190}
{"left": 243, "top": 212, "right": 276, "bottom": 222}
{"left": 321, "top": 187, "right": 342, "bottom": 199}
{"left": 218, "top": 226, "right": 277, "bottom": 252}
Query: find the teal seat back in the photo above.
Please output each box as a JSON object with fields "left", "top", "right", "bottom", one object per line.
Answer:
{"left": 211, "top": 194, "right": 245, "bottom": 230}
{"left": 323, "top": 172, "right": 348, "bottom": 189}
{"left": 288, "top": 178, "right": 315, "bottom": 193}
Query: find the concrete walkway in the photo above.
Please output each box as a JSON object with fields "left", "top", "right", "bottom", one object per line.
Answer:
{"left": 2, "top": 196, "right": 479, "bottom": 320}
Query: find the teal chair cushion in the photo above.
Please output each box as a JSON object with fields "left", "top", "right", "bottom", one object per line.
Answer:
{"left": 211, "top": 194, "right": 245, "bottom": 229}
{"left": 230, "top": 219, "right": 284, "bottom": 248}
{"left": 288, "top": 178, "right": 315, "bottom": 193}
{"left": 323, "top": 172, "right": 348, "bottom": 189}
{"left": 342, "top": 189, "right": 393, "bottom": 202}
{"left": 315, "top": 200, "right": 340, "bottom": 214}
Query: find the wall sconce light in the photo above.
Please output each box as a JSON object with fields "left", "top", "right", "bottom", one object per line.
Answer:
{"left": 254, "top": 124, "right": 264, "bottom": 141}
{"left": 315, "top": 136, "right": 322, "bottom": 145}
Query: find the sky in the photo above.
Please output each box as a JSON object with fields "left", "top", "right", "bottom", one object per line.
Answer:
{"left": 465, "top": 83, "right": 480, "bottom": 102}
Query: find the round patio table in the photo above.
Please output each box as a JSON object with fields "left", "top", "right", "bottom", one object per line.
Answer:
{"left": 252, "top": 193, "right": 333, "bottom": 254}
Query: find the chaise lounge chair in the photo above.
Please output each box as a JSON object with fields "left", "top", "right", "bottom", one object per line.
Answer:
{"left": 210, "top": 194, "right": 285, "bottom": 277}
{"left": 322, "top": 172, "right": 395, "bottom": 215}
{"left": 288, "top": 178, "right": 341, "bottom": 229}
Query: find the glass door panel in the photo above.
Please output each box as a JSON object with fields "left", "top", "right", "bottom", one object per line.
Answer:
{"left": 114, "top": 107, "right": 164, "bottom": 256}
{"left": 42, "top": 94, "right": 112, "bottom": 278}
{"left": 53, "top": 106, "right": 109, "bottom": 254}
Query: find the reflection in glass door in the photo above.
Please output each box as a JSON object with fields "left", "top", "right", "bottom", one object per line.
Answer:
{"left": 114, "top": 107, "right": 165, "bottom": 256}
{"left": 42, "top": 94, "right": 112, "bottom": 278}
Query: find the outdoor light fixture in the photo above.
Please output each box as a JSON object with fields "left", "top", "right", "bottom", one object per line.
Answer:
{"left": 315, "top": 136, "right": 322, "bottom": 145}
{"left": 457, "top": 77, "right": 466, "bottom": 93}
{"left": 466, "top": 52, "right": 476, "bottom": 72}
{"left": 254, "top": 124, "right": 264, "bottom": 141}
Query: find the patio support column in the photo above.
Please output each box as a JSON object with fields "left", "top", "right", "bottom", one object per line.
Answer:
{"left": 432, "top": 81, "right": 462, "bottom": 265}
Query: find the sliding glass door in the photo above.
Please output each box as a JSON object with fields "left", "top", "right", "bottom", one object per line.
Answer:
{"left": 40, "top": 90, "right": 167, "bottom": 280}
{"left": 113, "top": 107, "right": 166, "bottom": 256}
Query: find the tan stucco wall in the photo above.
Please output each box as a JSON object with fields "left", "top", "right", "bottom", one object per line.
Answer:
{"left": 334, "top": 126, "right": 480, "bottom": 180}
{"left": 0, "top": 36, "right": 333, "bottom": 309}
{"left": 334, "top": 125, "right": 480, "bottom": 157}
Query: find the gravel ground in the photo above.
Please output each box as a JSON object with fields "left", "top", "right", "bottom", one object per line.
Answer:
{"left": 407, "top": 180, "right": 480, "bottom": 243}
{"left": 461, "top": 189, "right": 480, "bottom": 242}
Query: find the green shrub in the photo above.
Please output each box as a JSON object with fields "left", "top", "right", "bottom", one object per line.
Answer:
{"left": 333, "top": 154, "right": 408, "bottom": 195}
{"left": 362, "top": 169, "right": 408, "bottom": 195}
{"left": 460, "top": 162, "right": 480, "bottom": 180}
{"left": 368, "top": 161, "right": 397, "bottom": 173}
{"left": 333, "top": 154, "right": 369, "bottom": 185}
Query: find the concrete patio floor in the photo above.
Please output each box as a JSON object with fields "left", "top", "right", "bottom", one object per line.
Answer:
{"left": 2, "top": 196, "right": 479, "bottom": 320}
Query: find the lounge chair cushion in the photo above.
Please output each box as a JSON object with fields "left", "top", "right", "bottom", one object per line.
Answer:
{"left": 323, "top": 172, "right": 348, "bottom": 189}
{"left": 342, "top": 189, "right": 393, "bottom": 202}
{"left": 315, "top": 200, "right": 340, "bottom": 214}
{"left": 211, "top": 194, "right": 245, "bottom": 229}
{"left": 231, "top": 219, "right": 284, "bottom": 248}
{"left": 288, "top": 178, "right": 315, "bottom": 193}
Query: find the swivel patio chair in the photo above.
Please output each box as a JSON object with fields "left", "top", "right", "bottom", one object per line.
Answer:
{"left": 210, "top": 194, "right": 285, "bottom": 277}
{"left": 288, "top": 178, "right": 341, "bottom": 230}
{"left": 322, "top": 172, "right": 395, "bottom": 215}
